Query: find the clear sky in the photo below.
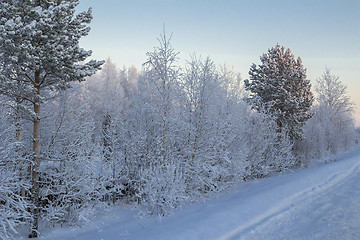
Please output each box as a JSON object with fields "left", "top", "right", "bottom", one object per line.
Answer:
{"left": 77, "top": 0, "right": 360, "bottom": 126}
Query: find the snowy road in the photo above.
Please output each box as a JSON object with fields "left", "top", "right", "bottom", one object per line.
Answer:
{"left": 45, "top": 148, "right": 360, "bottom": 240}
{"left": 232, "top": 157, "right": 360, "bottom": 240}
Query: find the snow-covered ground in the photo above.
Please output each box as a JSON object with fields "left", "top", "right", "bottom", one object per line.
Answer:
{"left": 37, "top": 148, "right": 360, "bottom": 240}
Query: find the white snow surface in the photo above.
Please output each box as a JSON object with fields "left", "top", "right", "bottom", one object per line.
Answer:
{"left": 41, "top": 148, "right": 360, "bottom": 240}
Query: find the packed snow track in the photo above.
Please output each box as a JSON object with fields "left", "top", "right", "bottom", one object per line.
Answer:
{"left": 227, "top": 153, "right": 360, "bottom": 240}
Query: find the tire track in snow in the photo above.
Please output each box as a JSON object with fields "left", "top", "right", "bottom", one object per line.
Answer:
{"left": 221, "top": 156, "right": 360, "bottom": 240}
{"left": 242, "top": 164, "right": 360, "bottom": 239}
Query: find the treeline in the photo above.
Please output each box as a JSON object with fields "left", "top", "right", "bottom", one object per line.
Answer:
{"left": 0, "top": 1, "right": 358, "bottom": 238}
{"left": 1, "top": 35, "right": 357, "bottom": 238}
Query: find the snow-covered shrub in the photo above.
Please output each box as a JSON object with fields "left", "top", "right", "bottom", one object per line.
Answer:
{"left": 0, "top": 102, "right": 30, "bottom": 239}
{"left": 0, "top": 171, "right": 30, "bottom": 240}
{"left": 238, "top": 108, "right": 295, "bottom": 180}
{"left": 140, "top": 159, "right": 186, "bottom": 216}
{"left": 38, "top": 89, "right": 101, "bottom": 227}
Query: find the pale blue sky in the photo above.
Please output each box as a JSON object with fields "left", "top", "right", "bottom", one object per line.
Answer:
{"left": 77, "top": 0, "right": 360, "bottom": 126}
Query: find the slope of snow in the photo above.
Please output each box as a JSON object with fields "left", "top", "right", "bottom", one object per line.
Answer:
{"left": 41, "top": 148, "right": 360, "bottom": 240}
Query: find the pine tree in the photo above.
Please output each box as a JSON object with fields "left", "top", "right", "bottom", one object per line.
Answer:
{"left": 0, "top": 0, "right": 103, "bottom": 237}
{"left": 244, "top": 44, "right": 313, "bottom": 141}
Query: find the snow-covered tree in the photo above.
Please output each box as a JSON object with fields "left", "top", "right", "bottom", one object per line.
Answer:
{"left": 244, "top": 44, "right": 314, "bottom": 141}
{"left": 82, "top": 59, "right": 136, "bottom": 206}
{"left": 181, "top": 56, "right": 236, "bottom": 194}
{"left": 0, "top": 0, "right": 103, "bottom": 237}
{"left": 315, "top": 68, "right": 353, "bottom": 115}
{"left": 136, "top": 32, "right": 186, "bottom": 215}
{"left": 299, "top": 69, "right": 356, "bottom": 159}
{"left": 315, "top": 69, "right": 356, "bottom": 152}
{"left": 143, "top": 32, "right": 181, "bottom": 156}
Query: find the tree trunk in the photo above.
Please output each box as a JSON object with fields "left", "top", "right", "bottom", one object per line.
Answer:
{"left": 15, "top": 101, "right": 22, "bottom": 143}
{"left": 29, "top": 70, "right": 41, "bottom": 238}
{"left": 15, "top": 97, "right": 27, "bottom": 198}
{"left": 112, "top": 162, "right": 116, "bottom": 205}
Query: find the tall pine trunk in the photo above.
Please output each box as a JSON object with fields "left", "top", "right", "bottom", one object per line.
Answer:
{"left": 29, "top": 70, "right": 41, "bottom": 238}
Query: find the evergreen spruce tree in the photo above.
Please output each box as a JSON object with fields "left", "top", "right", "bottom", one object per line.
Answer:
{"left": 244, "top": 44, "right": 313, "bottom": 141}
{"left": 0, "top": 0, "right": 103, "bottom": 237}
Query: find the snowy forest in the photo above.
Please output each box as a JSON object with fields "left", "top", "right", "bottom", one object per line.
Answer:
{"left": 0, "top": 1, "right": 358, "bottom": 239}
